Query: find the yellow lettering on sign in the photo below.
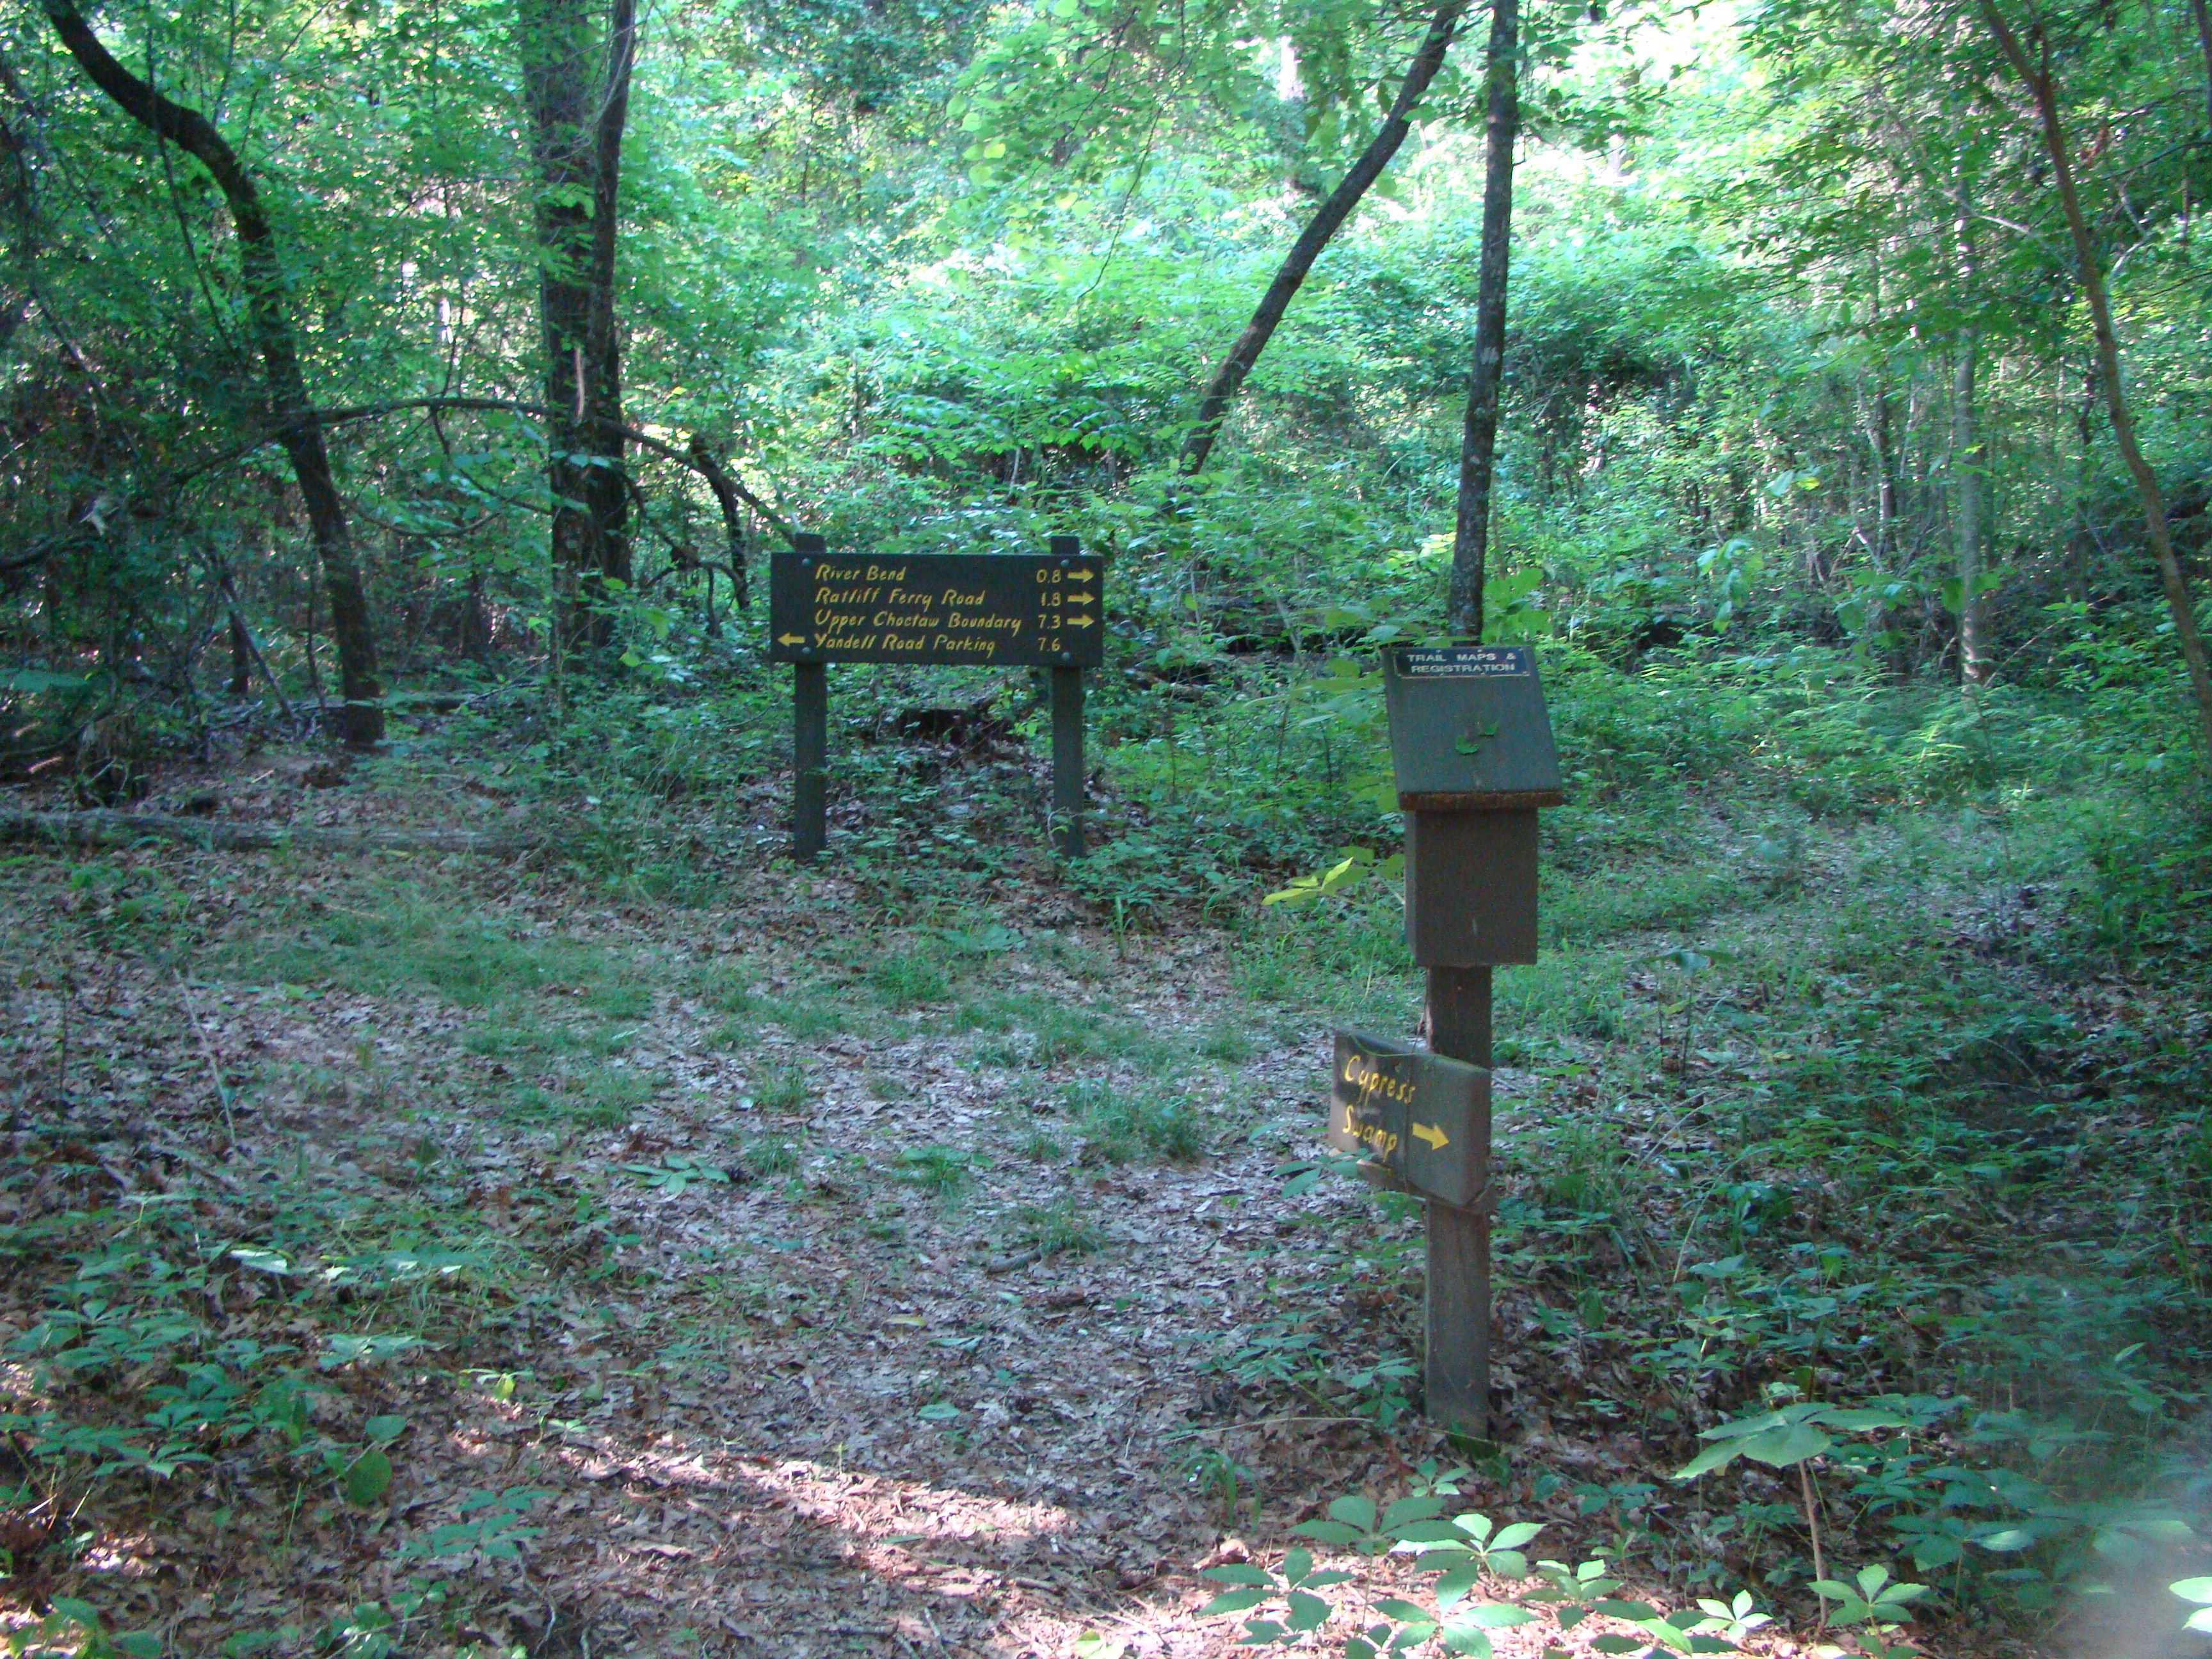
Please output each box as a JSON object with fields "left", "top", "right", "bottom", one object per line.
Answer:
{"left": 1339, "top": 1053, "right": 1415, "bottom": 1106}
{"left": 1334, "top": 1100, "right": 1400, "bottom": 1158}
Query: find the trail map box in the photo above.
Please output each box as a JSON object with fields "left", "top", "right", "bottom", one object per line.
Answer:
{"left": 1365, "top": 644, "right": 1563, "bottom": 1436}
{"left": 1384, "top": 645, "right": 1564, "bottom": 966}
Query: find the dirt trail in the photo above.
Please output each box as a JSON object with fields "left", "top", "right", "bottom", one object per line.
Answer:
{"left": 0, "top": 821, "right": 1455, "bottom": 1656}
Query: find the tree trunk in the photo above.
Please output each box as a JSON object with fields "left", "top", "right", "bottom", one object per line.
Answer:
{"left": 521, "top": 0, "right": 635, "bottom": 657}
{"left": 1953, "top": 332, "right": 1991, "bottom": 685}
{"left": 1447, "top": 0, "right": 1520, "bottom": 641}
{"left": 1953, "top": 166, "right": 1991, "bottom": 687}
{"left": 44, "top": 1, "right": 383, "bottom": 746}
{"left": 2191, "top": 0, "right": 2212, "bottom": 131}
{"left": 1178, "top": 0, "right": 1469, "bottom": 476}
{"left": 1978, "top": 0, "right": 2212, "bottom": 763}
{"left": 586, "top": 0, "right": 634, "bottom": 596}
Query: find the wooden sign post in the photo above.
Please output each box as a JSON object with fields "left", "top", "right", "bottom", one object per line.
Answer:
{"left": 769, "top": 534, "right": 1103, "bottom": 860}
{"left": 1367, "top": 643, "right": 1564, "bottom": 1436}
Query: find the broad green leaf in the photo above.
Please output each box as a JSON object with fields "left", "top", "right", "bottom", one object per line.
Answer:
{"left": 1374, "top": 1599, "right": 1433, "bottom": 1623}
{"left": 1819, "top": 1408, "right": 1913, "bottom": 1431}
{"left": 1382, "top": 1495, "right": 1447, "bottom": 1530}
{"left": 1395, "top": 1519, "right": 1471, "bottom": 1545}
{"left": 1285, "top": 1590, "right": 1331, "bottom": 1631}
{"left": 1329, "top": 1495, "right": 1379, "bottom": 1529}
{"left": 1198, "top": 1589, "right": 1269, "bottom": 1616}
{"left": 1292, "top": 1521, "right": 1368, "bottom": 1545}
{"left": 1203, "top": 1564, "right": 1274, "bottom": 1587}
{"left": 1675, "top": 1440, "right": 1743, "bottom": 1479}
{"left": 1435, "top": 1560, "right": 1483, "bottom": 1607}
{"left": 1452, "top": 1605, "right": 1535, "bottom": 1628}
{"left": 343, "top": 1448, "right": 392, "bottom": 1506}
{"left": 1738, "top": 1423, "right": 1834, "bottom": 1467}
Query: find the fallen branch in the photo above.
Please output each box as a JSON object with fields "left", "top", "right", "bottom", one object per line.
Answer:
{"left": 311, "top": 397, "right": 796, "bottom": 547}
{"left": 0, "top": 807, "right": 549, "bottom": 857}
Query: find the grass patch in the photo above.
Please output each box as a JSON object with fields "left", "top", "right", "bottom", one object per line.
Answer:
{"left": 762, "top": 994, "right": 845, "bottom": 1039}
{"left": 740, "top": 1134, "right": 801, "bottom": 1176}
{"left": 868, "top": 950, "right": 952, "bottom": 1008}
{"left": 1014, "top": 1199, "right": 1105, "bottom": 1258}
{"left": 755, "top": 1063, "right": 813, "bottom": 1114}
{"left": 1196, "top": 1020, "right": 1259, "bottom": 1064}
{"left": 895, "top": 1144, "right": 976, "bottom": 1199}
{"left": 237, "top": 888, "right": 641, "bottom": 1013}
{"left": 1066, "top": 1080, "right": 1208, "bottom": 1163}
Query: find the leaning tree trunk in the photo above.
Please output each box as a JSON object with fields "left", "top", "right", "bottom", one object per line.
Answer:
{"left": 1978, "top": 0, "right": 2212, "bottom": 764}
{"left": 584, "top": 0, "right": 634, "bottom": 598}
{"left": 520, "top": 0, "right": 634, "bottom": 658}
{"left": 1953, "top": 328, "right": 1991, "bottom": 686}
{"left": 1952, "top": 162, "right": 1991, "bottom": 688}
{"left": 43, "top": 1, "right": 383, "bottom": 745}
{"left": 1178, "top": 0, "right": 1469, "bottom": 477}
{"left": 1447, "top": 0, "right": 1521, "bottom": 641}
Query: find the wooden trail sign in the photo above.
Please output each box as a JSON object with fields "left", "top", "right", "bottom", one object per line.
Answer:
{"left": 772, "top": 534, "right": 1100, "bottom": 861}
{"left": 769, "top": 546, "right": 1104, "bottom": 668}
{"left": 1328, "top": 1032, "right": 1489, "bottom": 1211}
{"left": 1330, "top": 643, "right": 1562, "bottom": 1438}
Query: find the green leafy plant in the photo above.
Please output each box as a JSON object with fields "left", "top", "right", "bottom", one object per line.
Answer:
{"left": 1199, "top": 1546, "right": 1358, "bottom": 1646}
{"left": 621, "top": 1153, "right": 732, "bottom": 1194}
{"left": 8, "top": 1599, "right": 162, "bottom": 1658}
{"left": 398, "top": 1486, "right": 549, "bottom": 1562}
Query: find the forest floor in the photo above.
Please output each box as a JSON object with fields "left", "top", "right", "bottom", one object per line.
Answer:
{"left": 0, "top": 733, "right": 2202, "bottom": 1659}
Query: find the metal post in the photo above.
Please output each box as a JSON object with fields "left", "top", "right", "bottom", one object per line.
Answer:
{"left": 791, "top": 532, "right": 828, "bottom": 862}
{"left": 1424, "top": 963, "right": 1493, "bottom": 1435}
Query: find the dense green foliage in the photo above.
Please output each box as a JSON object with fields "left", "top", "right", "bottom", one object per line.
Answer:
{"left": 4, "top": 0, "right": 2212, "bottom": 1648}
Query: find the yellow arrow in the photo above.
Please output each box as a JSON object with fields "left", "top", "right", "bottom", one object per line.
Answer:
{"left": 1065, "top": 570, "right": 1096, "bottom": 583}
{"left": 776, "top": 632, "right": 808, "bottom": 646}
{"left": 1064, "top": 592, "right": 1095, "bottom": 606}
{"left": 1411, "top": 1122, "right": 1449, "bottom": 1151}
{"left": 1064, "top": 614, "right": 1095, "bottom": 629}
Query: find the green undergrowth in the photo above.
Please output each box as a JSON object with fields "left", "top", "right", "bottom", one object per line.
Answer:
{"left": 1227, "top": 730, "right": 2212, "bottom": 1642}
{"left": 0, "top": 1129, "right": 600, "bottom": 1654}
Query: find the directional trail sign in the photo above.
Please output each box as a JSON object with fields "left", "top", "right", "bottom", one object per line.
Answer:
{"left": 772, "top": 534, "right": 1103, "bottom": 862}
{"left": 1327, "top": 1031, "right": 1489, "bottom": 1211}
{"left": 769, "top": 549, "right": 1105, "bottom": 668}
